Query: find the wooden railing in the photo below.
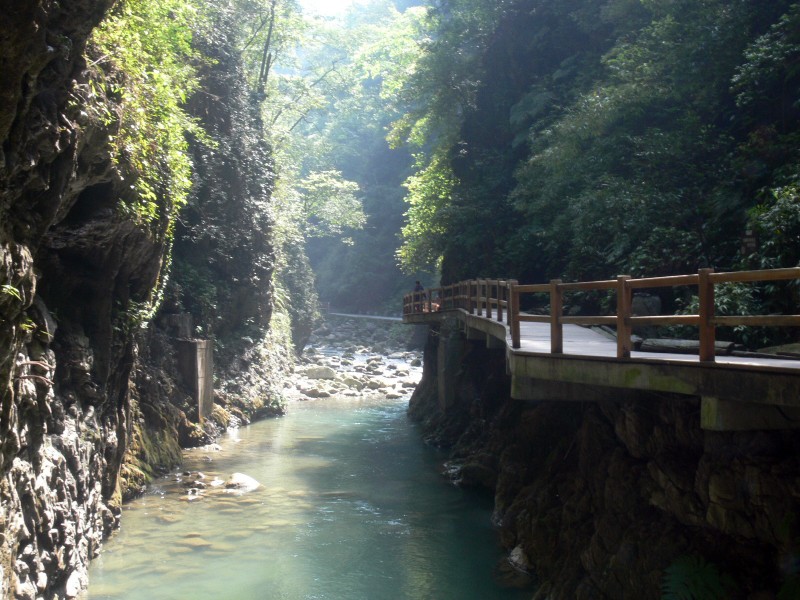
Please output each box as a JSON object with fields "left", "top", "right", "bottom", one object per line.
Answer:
{"left": 402, "top": 268, "right": 800, "bottom": 362}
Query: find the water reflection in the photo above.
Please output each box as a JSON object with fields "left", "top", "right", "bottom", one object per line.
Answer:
{"left": 87, "top": 398, "right": 531, "bottom": 600}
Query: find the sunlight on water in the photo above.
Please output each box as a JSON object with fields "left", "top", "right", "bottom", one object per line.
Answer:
{"left": 86, "top": 397, "right": 531, "bottom": 600}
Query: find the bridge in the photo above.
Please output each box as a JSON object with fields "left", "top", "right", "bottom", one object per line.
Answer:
{"left": 402, "top": 268, "right": 800, "bottom": 431}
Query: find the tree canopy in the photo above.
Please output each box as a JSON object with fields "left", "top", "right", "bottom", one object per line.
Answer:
{"left": 383, "top": 0, "right": 800, "bottom": 330}
{"left": 86, "top": 0, "right": 800, "bottom": 328}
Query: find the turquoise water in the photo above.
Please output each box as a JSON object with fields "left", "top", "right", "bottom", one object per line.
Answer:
{"left": 86, "top": 397, "right": 531, "bottom": 600}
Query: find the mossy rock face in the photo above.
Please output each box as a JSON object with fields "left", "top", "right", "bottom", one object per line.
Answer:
{"left": 120, "top": 397, "right": 183, "bottom": 501}
{"left": 209, "top": 404, "right": 232, "bottom": 430}
{"left": 178, "top": 420, "right": 210, "bottom": 448}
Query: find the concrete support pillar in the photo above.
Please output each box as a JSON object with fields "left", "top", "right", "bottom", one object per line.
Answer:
{"left": 437, "top": 325, "right": 466, "bottom": 413}
{"left": 176, "top": 339, "right": 214, "bottom": 423}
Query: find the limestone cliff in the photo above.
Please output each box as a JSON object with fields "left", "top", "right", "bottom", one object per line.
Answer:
{"left": 0, "top": 1, "right": 282, "bottom": 598}
{"left": 0, "top": 1, "right": 145, "bottom": 597}
{"left": 409, "top": 319, "right": 800, "bottom": 598}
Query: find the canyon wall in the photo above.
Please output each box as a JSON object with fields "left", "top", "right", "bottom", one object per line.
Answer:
{"left": 0, "top": 2, "right": 282, "bottom": 597}
{"left": 0, "top": 1, "right": 144, "bottom": 597}
{"left": 409, "top": 319, "right": 800, "bottom": 598}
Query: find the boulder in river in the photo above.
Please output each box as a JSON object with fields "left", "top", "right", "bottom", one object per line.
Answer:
{"left": 224, "top": 473, "right": 261, "bottom": 493}
{"left": 340, "top": 376, "right": 364, "bottom": 390}
{"left": 303, "top": 366, "right": 337, "bottom": 380}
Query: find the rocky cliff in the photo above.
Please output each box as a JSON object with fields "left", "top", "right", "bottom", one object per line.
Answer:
{"left": 409, "top": 319, "right": 800, "bottom": 598}
{"left": 0, "top": 1, "right": 146, "bottom": 596}
{"left": 0, "top": 1, "right": 283, "bottom": 597}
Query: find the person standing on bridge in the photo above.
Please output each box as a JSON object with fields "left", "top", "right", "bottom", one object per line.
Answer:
{"left": 414, "top": 281, "right": 426, "bottom": 312}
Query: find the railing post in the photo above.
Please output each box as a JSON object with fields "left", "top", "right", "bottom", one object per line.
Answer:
{"left": 507, "top": 280, "right": 518, "bottom": 325}
{"left": 550, "top": 279, "right": 563, "bottom": 354}
{"left": 487, "top": 280, "right": 494, "bottom": 320}
{"left": 616, "top": 275, "right": 632, "bottom": 358}
{"left": 497, "top": 280, "right": 504, "bottom": 323}
{"left": 497, "top": 279, "right": 507, "bottom": 323}
{"left": 469, "top": 280, "right": 476, "bottom": 314}
{"left": 699, "top": 268, "right": 716, "bottom": 362}
{"left": 511, "top": 284, "right": 521, "bottom": 349}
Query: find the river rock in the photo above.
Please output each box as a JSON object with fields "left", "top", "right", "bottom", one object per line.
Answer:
{"left": 631, "top": 293, "right": 662, "bottom": 316}
{"left": 303, "top": 366, "right": 337, "bottom": 380}
{"left": 340, "top": 377, "right": 364, "bottom": 390}
{"left": 65, "top": 570, "right": 85, "bottom": 598}
{"left": 508, "top": 545, "right": 532, "bottom": 573}
{"left": 224, "top": 473, "right": 261, "bottom": 493}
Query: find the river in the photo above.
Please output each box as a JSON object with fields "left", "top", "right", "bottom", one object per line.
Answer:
{"left": 85, "top": 395, "right": 532, "bottom": 599}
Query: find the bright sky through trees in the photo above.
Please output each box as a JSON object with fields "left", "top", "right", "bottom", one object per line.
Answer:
{"left": 299, "top": 0, "right": 354, "bottom": 16}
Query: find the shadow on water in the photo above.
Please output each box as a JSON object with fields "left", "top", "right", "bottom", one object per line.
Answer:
{"left": 86, "top": 397, "right": 534, "bottom": 600}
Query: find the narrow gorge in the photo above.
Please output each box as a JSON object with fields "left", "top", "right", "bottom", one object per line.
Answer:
{"left": 3, "top": 0, "right": 800, "bottom": 599}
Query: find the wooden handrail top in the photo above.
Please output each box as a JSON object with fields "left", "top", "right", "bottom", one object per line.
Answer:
{"left": 713, "top": 315, "right": 800, "bottom": 326}
{"left": 710, "top": 267, "right": 800, "bottom": 284}
{"left": 627, "top": 274, "right": 699, "bottom": 289}
{"left": 629, "top": 315, "right": 701, "bottom": 325}
{"left": 515, "top": 284, "right": 550, "bottom": 293}
{"left": 518, "top": 315, "right": 551, "bottom": 324}
{"left": 558, "top": 280, "right": 617, "bottom": 292}
{"left": 561, "top": 316, "right": 618, "bottom": 326}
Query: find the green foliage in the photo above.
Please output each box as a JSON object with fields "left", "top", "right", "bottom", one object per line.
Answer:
{"left": 511, "top": 0, "right": 761, "bottom": 280}
{"left": 384, "top": 1, "right": 515, "bottom": 274}
{"left": 397, "top": 151, "right": 456, "bottom": 272}
{"left": 732, "top": 4, "right": 800, "bottom": 114}
{"left": 386, "top": 1, "right": 507, "bottom": 149}
{"left": 274, "top": 220, "right": 320, "bottom": 349}
{"left": 1, "top": 284, "right": 21, "bottom": 302}
{"left": 89, "top": 0, "right": 208, "bottom": 225}
{"left": 389, "top": 0, "right": 800, "bottom": 324}
{"left": 236, "top": 0, "right": 307, "bottom": 99}
{"left": 674, "top": 282, "right": 776, "bottom": 348}
{"left": 298, "top": 170, "right": 364, "bottom": 237}
{"left": 166, "top": 0, "right": 276, "bottom": 341}
{"left": 661, "top": 555, "right": 737, "bottom": 600}
{"left": 750, "top": 185, "right": 800, "bottom": 269}
{"left": 232, "top": 1, "right": 429, "bottom": 313}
